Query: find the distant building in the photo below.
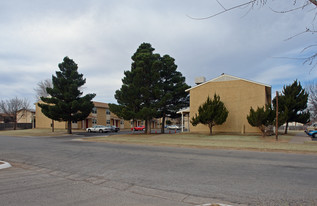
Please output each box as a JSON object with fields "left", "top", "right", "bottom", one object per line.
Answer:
{"left": 17, "top": 109, "right": 35, "bottom": 124}
{"left": 186, "top": 74, "right": 271, "bottom": 134}
{"left": 35, "top": 101, "right": 127, "bottom": 130}
{"left": 0, "top": 113, "right": 14, "bottom": 123}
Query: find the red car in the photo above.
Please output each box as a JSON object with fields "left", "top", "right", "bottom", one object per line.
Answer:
{"left": 131, "top": 125, "right": 145, "bottom": 131}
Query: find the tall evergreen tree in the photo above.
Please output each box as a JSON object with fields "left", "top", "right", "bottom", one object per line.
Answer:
{"left": 157, "top": 55, "right": 190, "bottom": 133}
{"left": 38, "top": 57, "right": 96, "bottom": 134}
{"left": 113, "top": 43, "right": 189, "bottom": 134}
{"left": 191, "top": 94, "right": 229, "bottom": 135}
{"left": 114, "top": 43, "right": 161, "bottom": 134}
{"left": 273, "top": 80, "right": 310, "bottom": 134}
{"left": 247, "top": 104, "right": 275, "bottom": 136}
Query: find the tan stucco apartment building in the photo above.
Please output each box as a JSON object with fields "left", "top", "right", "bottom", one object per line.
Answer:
{"left": 35, "top": 101, "right": 127, "bottom": 130}
{"left": 186, "top": 74, "right": 271, "bottom": 134}
{"left": 17, "top": 109, "right": 35, "bottom": 124}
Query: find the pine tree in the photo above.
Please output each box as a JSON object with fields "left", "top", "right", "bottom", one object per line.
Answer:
{"left": 247, "top": 104, "right": 275, "bottom": 136}
{"left": 114, "top": 43, "right": 161, "bottom": 134}
{"left": 191, "top": 94, "right": 229, "bottom": 135}
{"left": 273, "top": 80, "right": 310, "bottom": 134}
{"left": 113, "top": 43, "right": 189, "bottom": 134}
{"left": 38, "top": 57, "right": 95, "bottom": 134}
{"left": 157, "top": 55, "right": 190, "bottom": 133}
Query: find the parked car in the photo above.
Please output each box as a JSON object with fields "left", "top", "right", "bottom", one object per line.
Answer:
{"left": 306, "top": 123, "right": 317, "bottom": 131}
{"left": 305, "top": 129, "right": 317, "bottom": 139}
{"left": 110, "top": 125, "right": 120, "bottom": 132}
{"left": 86, "top": 125, "right": 111, "bottom": 133}
{"left": 167, "top": 125, "right": 180, "bottom": 130}
{"left": 105, "top": 125, "right": 120, "bottom": 132}
{"left": 131, "top": 125, "right": 145, "bottom": 131}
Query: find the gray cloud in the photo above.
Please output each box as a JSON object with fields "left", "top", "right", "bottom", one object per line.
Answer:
{"left": 0, "top": 0, "right": 316, "bottom": 105}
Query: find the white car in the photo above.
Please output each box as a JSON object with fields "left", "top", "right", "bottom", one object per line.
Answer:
{"left": 86, "top": 125, "right": 111, "bottom": 133}
{"left": 167, "top": 125, "right": 180, "bottom": 130}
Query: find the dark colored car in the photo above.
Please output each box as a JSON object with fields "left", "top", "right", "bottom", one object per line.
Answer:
{"left": 111, "top": 126, "right": 120, "bottom": 132}
{"left": 131, "top": 125, "right": 145, "bottom": 131}
{"left": 105, "top": 126, "right": 120, "bottom": 132}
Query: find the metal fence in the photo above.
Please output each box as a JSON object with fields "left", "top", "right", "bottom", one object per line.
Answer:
{"left": 0, "top": 123, "right": 32, "bottom": 130}
{"left": 279, "top": 125, "right": 306, "bottom": 131}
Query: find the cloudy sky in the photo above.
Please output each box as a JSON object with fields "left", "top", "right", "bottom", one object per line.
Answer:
{"left": 1, "top": 0, "right": 317, "bottom": 107}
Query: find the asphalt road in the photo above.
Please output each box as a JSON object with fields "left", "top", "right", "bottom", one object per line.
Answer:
{"left": 0, "top": 134, "right": 317, "bottom": 205}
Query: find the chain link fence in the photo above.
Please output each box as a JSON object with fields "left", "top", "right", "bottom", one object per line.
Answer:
{"left": 0, "top": 123, "right": 32, "bottom": 130}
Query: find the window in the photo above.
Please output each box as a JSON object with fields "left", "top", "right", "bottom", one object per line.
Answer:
{"left": 92, "top": 119, "right": 97, "bottom": 124}
{"left": 106, "top": 120, "right": 110, "bottom": 125}
{"left": 106, "top": 109, "right": 111, "bottom": 115}
{"left": 121, "top": 120, "right": 124, "bottom": 125}
{"left": 92, "top": 107, "right": 97, "bottom": 114}
{"left": 72, "top": 120, "right": 77, "bottom": 124}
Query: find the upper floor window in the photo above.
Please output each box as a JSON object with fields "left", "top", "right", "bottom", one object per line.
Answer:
{"left": 92, "top": 107, "right": 97, "bottom": 114}
{"left": 106, "top": 109, "right": 111, "bottom": 115}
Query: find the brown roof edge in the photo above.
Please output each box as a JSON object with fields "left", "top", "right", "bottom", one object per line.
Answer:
{"left": 186, "top": 74, "right": 271, "bottom": 92}
{"left": 93, "top": 101, "right": 109, "bottom": 108}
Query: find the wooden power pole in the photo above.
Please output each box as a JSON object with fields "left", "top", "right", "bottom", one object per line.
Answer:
{"left": 275, "top": 91, "right": 278, "bottom": 141}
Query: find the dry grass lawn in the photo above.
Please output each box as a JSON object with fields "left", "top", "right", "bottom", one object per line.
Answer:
{"left": 1, "top": 129, "right": 316, "bottom": 154}
{"left": 82, "top": 132, "right": 317, "bottom": 154}
{"left": 0, "top": 128, "right": 70, "bottom": 136}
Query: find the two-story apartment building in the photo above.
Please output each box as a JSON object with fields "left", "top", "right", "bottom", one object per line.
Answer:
{"left": 35, "top": 101, "right": 127, "bottom": 130}
{"left": 186, "top": 74, "right": 271, "bottom": 134}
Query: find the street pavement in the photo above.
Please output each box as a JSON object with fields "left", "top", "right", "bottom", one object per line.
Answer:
{"left": 0, "top": 134, "right": 317, "bottom": 205}
{"left": 0, "top": 163, "right": 204, "bottom": 206}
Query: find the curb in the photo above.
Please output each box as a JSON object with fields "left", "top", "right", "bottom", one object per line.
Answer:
{"left": 0, "top": 161, "right": 12, "bottom": 170}
{"left": 196, "top": 204, "right": 233, "bottom": 206}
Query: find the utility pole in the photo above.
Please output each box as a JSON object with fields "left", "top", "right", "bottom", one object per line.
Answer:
{"left": 275, "top": 91, "right": 278, "bottom": 141}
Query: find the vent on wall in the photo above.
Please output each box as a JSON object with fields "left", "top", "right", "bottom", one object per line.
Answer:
{"left": 195, "top": 77, "right": 206, "bottom": 85}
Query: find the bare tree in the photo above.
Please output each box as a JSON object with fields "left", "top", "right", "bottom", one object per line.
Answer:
{"left": 189, "top": 1, "right": 317, "bottom": 20}
{"left": 308, "top": 82, "right": 317, "bottom": 122}
{"left": 34, "top": 79, "right": 55, "bottom": 131}
{"left": 34, "top": 79, "right": 85, "bottom": 101}
{"left": 0, "top": 97, "right": 30, "bottom": 130}
{"left": 34, "top": 79, "right": 52, "bottom": 100}
{"left": 189, "top": 0, "right": 317, "bottom": 65}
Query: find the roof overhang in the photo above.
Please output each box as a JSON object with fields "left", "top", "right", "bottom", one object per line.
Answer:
{"left": 186, "top": 74, "right": 271, "bottom": 92}
{"left": 177, "top": 107, "right": 190, "bottom": 114}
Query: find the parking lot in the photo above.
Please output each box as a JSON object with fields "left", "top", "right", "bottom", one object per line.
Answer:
{"left": 74, "top": 128, "right": 182, "bottom": 137}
